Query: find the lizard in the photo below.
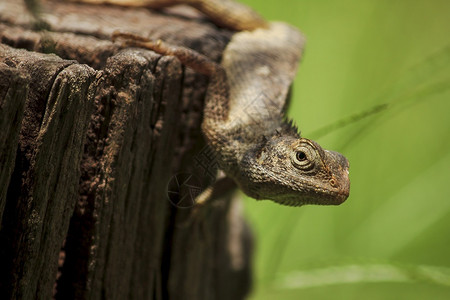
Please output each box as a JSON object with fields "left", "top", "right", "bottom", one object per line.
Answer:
{"left": 29, "top": 0, "right": 351, "bottom": 206}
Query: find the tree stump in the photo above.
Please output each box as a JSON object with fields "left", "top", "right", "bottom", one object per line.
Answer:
{"left": 0, "top": 1, "right": 253, "bottom": 299}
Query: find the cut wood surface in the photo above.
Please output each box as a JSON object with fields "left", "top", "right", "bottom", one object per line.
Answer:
{"left": 0, "top": 1, "right": 252, "bottom": 299}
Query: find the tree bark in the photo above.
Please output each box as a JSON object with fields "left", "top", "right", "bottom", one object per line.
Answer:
{"left": 0, "top": 1, "right": 253, "bottom": 299}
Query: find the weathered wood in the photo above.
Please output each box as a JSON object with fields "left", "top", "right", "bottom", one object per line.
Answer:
{"left": 0, "top": 0, "right": 252, "bottom": 299}
{"left": 0, "top": 63, "right": 28, "bottom": 226}
{"left": 0, "top": 43, "right": 97, "bottom": 299}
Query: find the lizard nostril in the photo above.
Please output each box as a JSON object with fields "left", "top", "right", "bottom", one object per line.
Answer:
{"left": 330, "top": 178, "right": 337, "bottom": 188}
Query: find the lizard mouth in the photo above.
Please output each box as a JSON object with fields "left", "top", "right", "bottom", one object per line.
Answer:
{"left": 274, "top": 188, "right": 349, "bottom": 207}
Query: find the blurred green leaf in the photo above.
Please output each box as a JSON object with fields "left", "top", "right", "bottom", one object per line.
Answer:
{"left": 239, "top": 0, "right": 450, "bottom": 299}
{"left": 276, "top": 262, "right": 450, "bottom": 289}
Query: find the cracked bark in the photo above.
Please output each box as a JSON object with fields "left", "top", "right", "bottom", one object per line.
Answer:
{"left": 0, "top": 1, "right": 252, "bottom": 299}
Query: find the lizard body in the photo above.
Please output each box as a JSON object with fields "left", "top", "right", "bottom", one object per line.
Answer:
{"left": 43, "top": 0, "right": 351, "bottom": 206}
{"left": 212, "top": 22, "right": 349, "bottom": 205}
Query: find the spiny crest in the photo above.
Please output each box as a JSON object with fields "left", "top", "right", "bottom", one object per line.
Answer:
{"left": 281, "top": 117, "right": 301, "bottom": 137}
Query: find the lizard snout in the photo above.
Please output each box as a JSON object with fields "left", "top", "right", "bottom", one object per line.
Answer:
{"left": 324, "top": 150, "right": 350, "bottom": 203}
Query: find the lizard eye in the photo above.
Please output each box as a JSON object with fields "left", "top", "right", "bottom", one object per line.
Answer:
{"left": 296, "top": 151, "right": 307, "bottom": 161}
{"left": 291, "top": 144, "right": 316, "bottom": 171}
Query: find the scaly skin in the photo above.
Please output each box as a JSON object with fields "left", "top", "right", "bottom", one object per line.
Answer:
{"left": 97, "top": 0, "right": 352, "bottom": 206}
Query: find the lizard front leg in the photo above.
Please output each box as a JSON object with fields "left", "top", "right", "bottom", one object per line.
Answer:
{"left": 112, "top": 31, "right": 222, "bottom": 76}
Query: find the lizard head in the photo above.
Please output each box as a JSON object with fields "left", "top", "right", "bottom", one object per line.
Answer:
{"left": 240, "top": 136, "right": 350, "bottom": 206}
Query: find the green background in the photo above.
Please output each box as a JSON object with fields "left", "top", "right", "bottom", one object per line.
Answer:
{"left": 239, "top": 0, "right": 450, "bottom": 299}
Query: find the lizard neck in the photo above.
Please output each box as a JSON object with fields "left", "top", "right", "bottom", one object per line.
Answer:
{"left": 202, "top": 118, "right": 300, "bottom": 179}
